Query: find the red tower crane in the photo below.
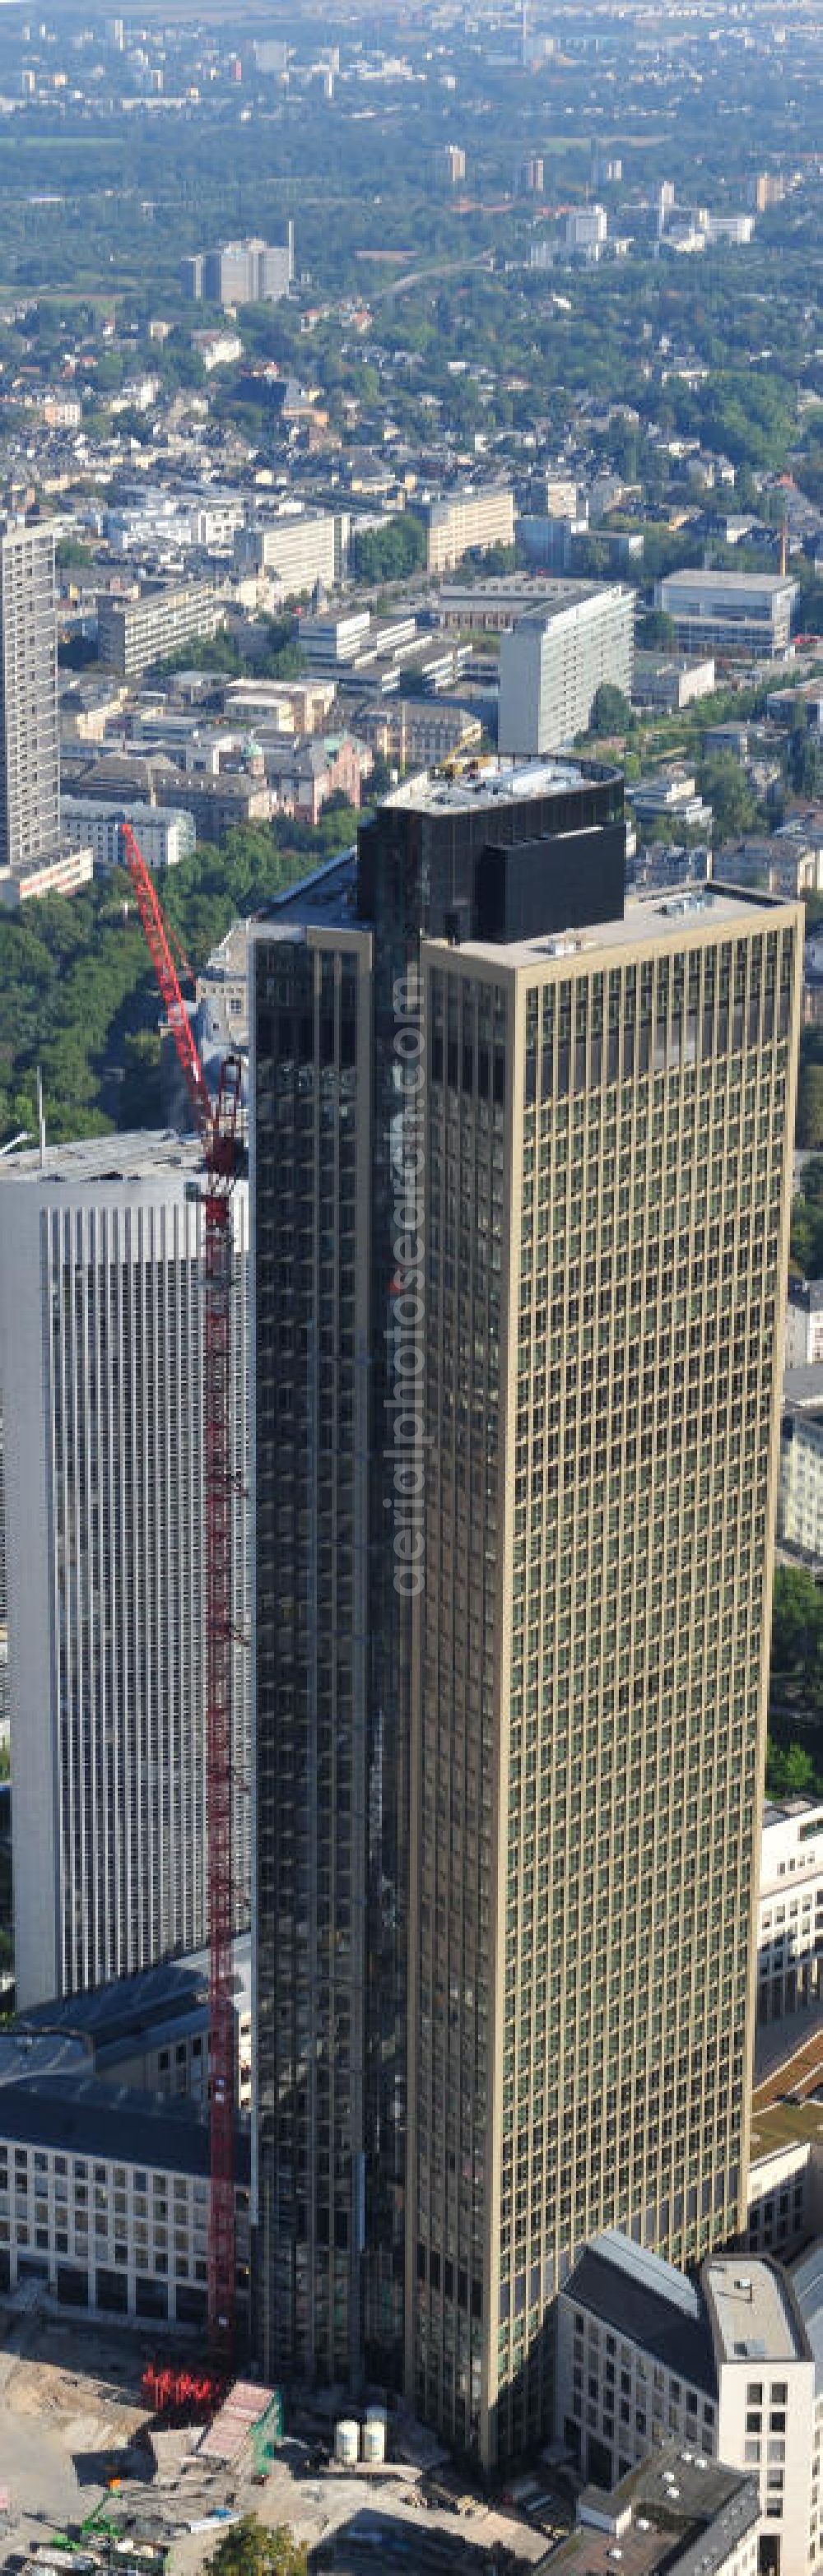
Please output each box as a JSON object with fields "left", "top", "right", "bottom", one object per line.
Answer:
{"left": 119, "top": 820, "right": 241, "bottom": 2367}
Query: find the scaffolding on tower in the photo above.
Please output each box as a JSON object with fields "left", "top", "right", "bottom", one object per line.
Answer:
{"left": 119, "top": 820, "right": 241, "bottom": 2365}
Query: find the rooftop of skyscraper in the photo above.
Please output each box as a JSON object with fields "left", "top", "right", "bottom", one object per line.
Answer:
{"left": 385, "top": 753, "right": 620, "bottom": 815}
{"left": 428, "top": 881, "right": 799, "bottom": 968}
{"left": 0, "top": 1130, "right": 202, "bottom": 1188}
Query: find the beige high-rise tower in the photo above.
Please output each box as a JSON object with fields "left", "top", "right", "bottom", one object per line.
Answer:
{"left": 407, "top": 889, "right": 801, "bottom": 2471}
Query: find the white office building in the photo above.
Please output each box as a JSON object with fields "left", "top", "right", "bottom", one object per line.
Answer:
{"left": 558, "top": 2230, "right": 822, "bottom": 2575}
{"left": 786, "top": 1281, "right": 823, "bottom": 1370}
{"left": 498, "top": 582, "right": 635, "bottom": 754}
{"left": 234, "top": 510, "right": 346, "bottom": 596}
{"left": 61, "top": 797, "right": 196, "bottom": 874}
{"left": 0, "top": 1135, "right": 250, "bottom": 2008}
{"left": 779, "top": 1393, "right": 823, "bottom": 1562}
{"left": 757, "top": 1800, "right": 823, "bottom": 2024}
{"left": 657, "top": 570, "right": 797, "bottom": 661}
{"left": 0, "top": 2030, "right": 250, "bottom": 2328}
{"left": 565, "top": 204, "right": 607, "bottom": 258}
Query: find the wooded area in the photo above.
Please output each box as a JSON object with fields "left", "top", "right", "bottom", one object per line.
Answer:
{"left": 0, "top": 814, "right": 356, "bottom": 1145}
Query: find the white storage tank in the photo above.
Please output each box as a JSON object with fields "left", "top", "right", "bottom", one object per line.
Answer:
{"left": 362, "top": 2407, "right": 388, "bottom": 2465}
{"left": 335, "top": 2419, "right": 360, "bottom": 2467}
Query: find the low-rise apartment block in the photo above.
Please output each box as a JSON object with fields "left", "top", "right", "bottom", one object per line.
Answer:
{"left": 234, "top": 510, "right": 347, "bottom": 596}
{"left": 632, "top": 652, "right": 717, "bottom": 711}
{"left": 0, "top": 844, "right": 93, "bottom": 906}
{"left": 714, "top": 835, "right": 823, "bottom": 898}
{"left": 155, "top": 768, "right": 271, "bottom": 842}
{"left": 263, "top": 730, "right": 371, "bottom": 824}
{"left": 358, "top": 699, "right": 482, "bottom": 772}
{"left": 415, "top": 483, "right": 514, "bottom": 573}
{"left": 97, "top": 581, "right": 226, "bottom": 680}
{"left": 629, "top": 768, "right": 713, "bottom": 830}
{"left": 222, "top": 676, "right": 337, "bottom": 736}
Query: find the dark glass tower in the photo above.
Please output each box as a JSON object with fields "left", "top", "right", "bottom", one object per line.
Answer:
{"left": 251, "top": 762, "right": 626, "bottom": 2393}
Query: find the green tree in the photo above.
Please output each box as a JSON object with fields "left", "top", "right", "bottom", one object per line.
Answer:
{"left": 351, "top": 515, "right": 426, "bottom": 584}
{"left": 636, "top": 608, "right": 677, "bottom": 650}
{"left": 206, "top": 2517, "right": 307, "bottom": 2576}
{"left": 771, "top": 1565, "right": 823, "bottom": 1714}
{"left": 697, "top": 754, "right": 757, "bottom": 847}
{"left": 56, "top": 536, "right": 95, "bottom": 571}
{"left": 767, "top": 1739, "right": 818, "bottom": 1796}
{"left": 589, "top": 683, "right": 634, "bottom": 736}
{"left": 797, "top": 1064, "right": 823, "bottom": 1153}
{"left": 789, "top": 727, "right": 823, "bottom": 801}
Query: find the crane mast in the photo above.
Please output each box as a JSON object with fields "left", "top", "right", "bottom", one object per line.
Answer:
{"left": 119, "top": 822, "right": 241, "bottom": 2366}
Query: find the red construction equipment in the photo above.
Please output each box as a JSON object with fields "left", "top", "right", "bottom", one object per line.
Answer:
{"left": 142, "top": 2361, "right": 224, "bottom": 2416}
{"left": 120, "top": 820, "right": 242, "bottom": 2366}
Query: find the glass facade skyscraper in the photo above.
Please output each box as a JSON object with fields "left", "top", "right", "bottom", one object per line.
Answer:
{"left": 251, "top": 768, "right": 798, "bottom": 2469}
{"left": 251, "top": 763, "right": 625, "bottom": 2389}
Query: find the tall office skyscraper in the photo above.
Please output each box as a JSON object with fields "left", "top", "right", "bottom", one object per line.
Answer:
{"left": 0, "top": 1135, "right": 250, "bottom": 2007}
{"left": 251, "top": 770, "right": 799, "bottom": 2467}
{"left": 251, "top": 763, "right": 625, "bottom": 2388}
{"left": 0, "top": 513, "right": 59, "bottom": 878}
{"left": 409, "top": 891, "right": 798, "bottom": 2468}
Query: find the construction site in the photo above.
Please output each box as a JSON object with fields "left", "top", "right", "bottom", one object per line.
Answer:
{"left": 0, "top": 2297, "right": 563, "bottom": 2576}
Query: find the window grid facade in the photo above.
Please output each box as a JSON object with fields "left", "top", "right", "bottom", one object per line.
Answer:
{"left": 253, "top": 925, "right": 372, "bottom": 2388}
{"left": 409, "top": 907, "right": 800, "bottom": 2472}
{"left": 0, "top": 517, "right": 59, "bottom": 876}
{"left": 0, "top": 2129, "right": 250, "bottom": 2326}
{"left": 2, "top": 1151, "right": 250, "bottom": 2007}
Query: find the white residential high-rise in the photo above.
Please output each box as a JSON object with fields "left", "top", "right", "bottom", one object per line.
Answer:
{"left": 498, "top": 583, "right": 635, "bottom": 755}
{"left": 0, "top": 514, "right": 59, "bottom": 879}
{"left": 0, "top": 1134, "right": 250, "bottom": 2008}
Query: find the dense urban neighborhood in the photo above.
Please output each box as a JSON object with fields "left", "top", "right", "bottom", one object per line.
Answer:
{"left": 1, "top": 3, "right": 823, "bottom": 2574}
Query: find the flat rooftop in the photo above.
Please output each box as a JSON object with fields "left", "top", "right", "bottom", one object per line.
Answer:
{"left": 0, "top": 1130, "right": 202, "bottom": 1188}
{"left": 783, "top": 1364, "right": 823, "bottom": 1409}
{"left": 546, "top": 2446, "right": 758, "bottom": 2576}
{"left": 257, "top": 847, "right": 359, "bottom": 931}
{"left": 384, "top": 754, "right": 615, "bottom": 815}
{"left": 704, "top": 2255, "right": 803, "bottom": 2364}
{"left": 426, "top": 883, "right": 795, "bottom": 970}
{"left": 662, "top": 569, "right": 796, "bottom": 596}
{"left": 435, "top": 574, "right": 613, "bottom": 606}
{"left": 749, "top": 2095, "right": 823, "bottom": 2166}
